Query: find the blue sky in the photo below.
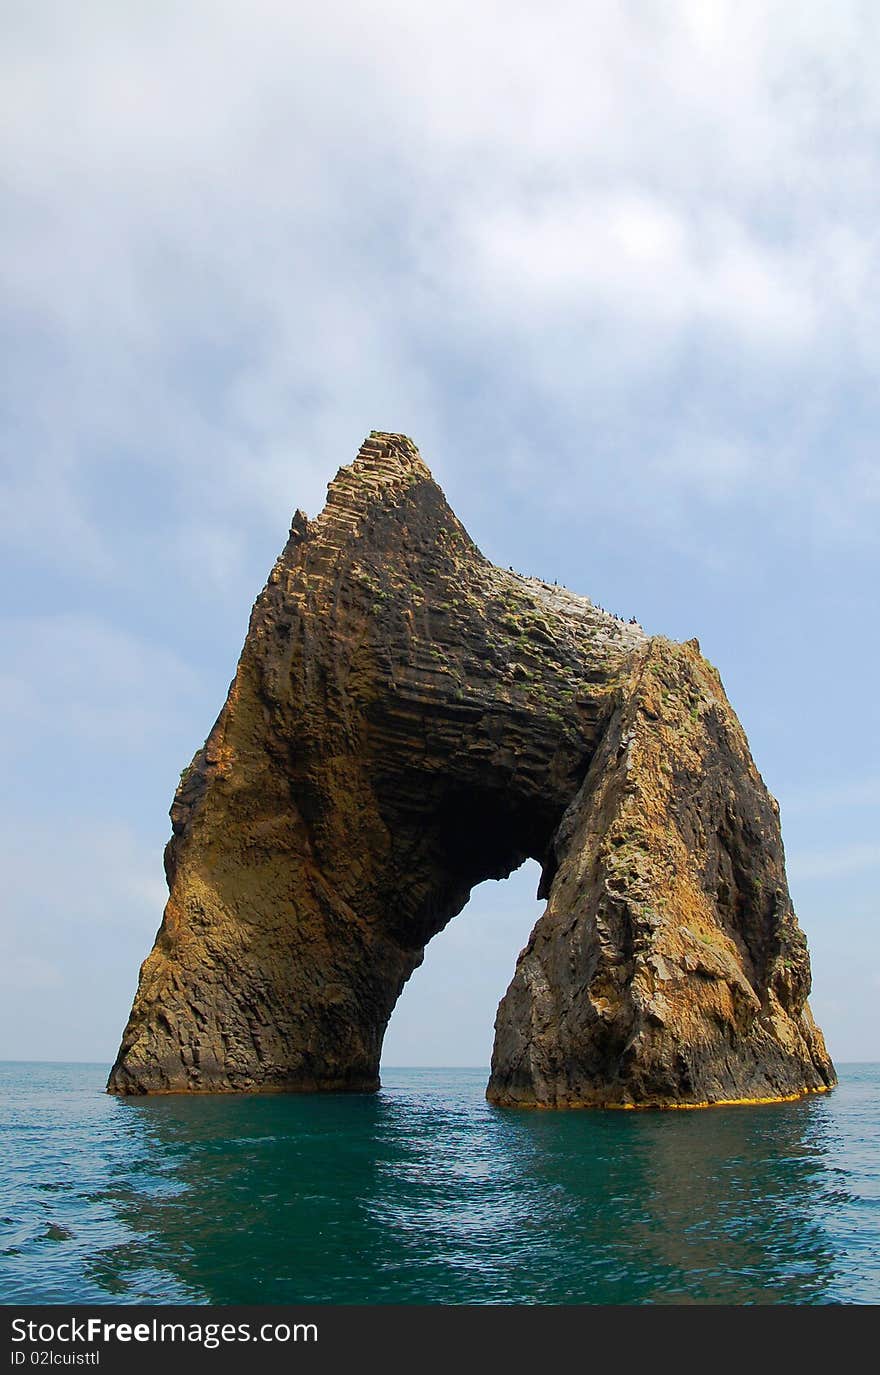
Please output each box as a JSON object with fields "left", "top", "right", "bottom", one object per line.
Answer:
{"left": 2, "top": 1, "right": 877, "bottom": 1067}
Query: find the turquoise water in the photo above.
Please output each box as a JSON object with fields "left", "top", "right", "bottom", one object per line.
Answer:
{"left": 1, "top": 1062, "right": 877, "bottom": 1305}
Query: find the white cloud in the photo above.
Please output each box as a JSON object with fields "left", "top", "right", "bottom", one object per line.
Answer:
{"left": 789, "top": 842, "right": 880, "bottom": 881}
{"left": 0, "top": 952, "right": 63, "bottom": 992}
{"left": 458, "top": 193, "right": 816, "bottom": 352}
{"left": 0, "top": 820, "right": 167, "bottom": 936}
{"left": 0, "top": 613, "right": 201, "bottom": 760}
{"left": 0, "top": 817, "right": 168, "bottom": 1060}
{"left": 3, "top": 0, "right": 880, "bottom": 573}
{"left": 782, "top": 777, "right": 880, "bottom": 815}
{"left": 3, "top": 1, "right": 878, "bottom": 1065}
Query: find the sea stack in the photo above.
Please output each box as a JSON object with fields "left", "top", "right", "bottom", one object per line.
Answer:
{"left": 108, "top": 433, "right": 835, "bottom": 1106}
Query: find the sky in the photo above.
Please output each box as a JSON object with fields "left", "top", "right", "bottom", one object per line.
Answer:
{"left": 1, "top": 1, "right": 878, "bottom": 1068}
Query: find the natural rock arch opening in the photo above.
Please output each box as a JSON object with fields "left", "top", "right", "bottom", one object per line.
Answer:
{"left": 108, "top": 432, "right": 835, "bottom": 1108}
{"left": 380, "top": 860, "right": 544, "bottom": 1069}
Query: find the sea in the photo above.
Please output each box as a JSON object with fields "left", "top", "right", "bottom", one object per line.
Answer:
{"left": 1, "top": 1062, "right": 877, "bottom": 1306}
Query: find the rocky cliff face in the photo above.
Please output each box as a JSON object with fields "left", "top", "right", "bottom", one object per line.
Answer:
{"left": 108, "top": 433, "right": 835, "bottom": 1106}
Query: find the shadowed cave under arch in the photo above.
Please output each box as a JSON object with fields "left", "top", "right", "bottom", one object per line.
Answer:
{"left": 108, "top": 432, "right": 835, "bottom": 1107}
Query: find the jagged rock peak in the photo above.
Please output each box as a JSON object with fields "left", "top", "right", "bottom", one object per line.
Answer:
{"left": 316, "top": 431, "right": 432, "bottom": 534}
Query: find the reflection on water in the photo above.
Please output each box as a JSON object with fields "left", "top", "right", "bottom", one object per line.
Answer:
{"left": 1, "top": 1064, "right": 877, "bottom": 1304}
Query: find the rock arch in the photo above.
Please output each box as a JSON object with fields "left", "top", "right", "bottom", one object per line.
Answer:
{"left": 109, "top": 434, "right": 835, "bottom": 1106}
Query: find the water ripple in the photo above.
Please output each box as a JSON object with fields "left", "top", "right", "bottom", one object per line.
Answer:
{"left": 0, "top": 1062, "right": 877, "bottom": 1304}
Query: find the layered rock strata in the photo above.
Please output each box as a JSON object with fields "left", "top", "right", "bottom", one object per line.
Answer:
{"left": 109, "top": 433, "right": 835, "bottom": 1106}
